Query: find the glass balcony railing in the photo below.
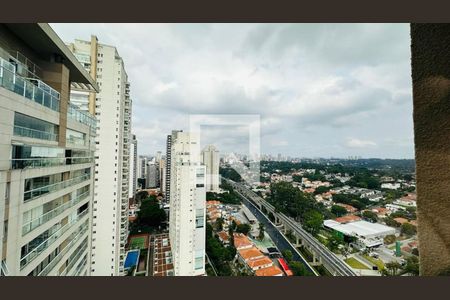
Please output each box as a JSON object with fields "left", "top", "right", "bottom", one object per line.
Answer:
{"left": 22, "top": 191, "right": 91, "bottom": 235}
{"left": 13, "top": 125, "right": 58, "bottom": 142}
{"left": 67, "top": 135, "right": 86, "bottom": 146}
{"left": 67, "top": 102, "right": 96, "bottom": 131}
{"left": 74, "top": 256, "right": 88, "bottom": 276}
{"left": 10, "top": 156, "right": 93, "bottom": 170}
{"left": 58, "top": 240, "right": 89, "bottom": 276}
{"left": 38, "top": 229, "right": 88, "bottom": 276}
{"left": 24, "top": 174, "right": 91, "bottom": 203}
{"left": 0, "top": 57, "right": 60, "bottom": 112}
{"left": 20, "top": 210, "right": 89, "bottom": 269}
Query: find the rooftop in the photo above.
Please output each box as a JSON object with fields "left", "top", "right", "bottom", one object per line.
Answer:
{"left": 324, "top": 219, "right": 396, "bottom": 238}
{"left": 233, "top": 233, "right": 253, "bottom": 250}
{"left": 255, "top": 265, "right": 284, "bottom": 276}
{"left": 238, "top": 247, "right": 264, "bottom": 261}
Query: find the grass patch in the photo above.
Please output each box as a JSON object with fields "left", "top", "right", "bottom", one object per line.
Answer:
{"left": 130, "top": 237, "right": 146, "bottom": 249}
{"left": 363, "top": 255, "right": 385, "bottom": 270}
{"left": 345, "top": 257, "right": 369, "bottom": 270}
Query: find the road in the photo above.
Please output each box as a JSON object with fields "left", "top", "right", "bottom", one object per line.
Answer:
{"left": 226, "top": 178, "right": 357, "bottom": 276}
{"left": 239, "top": 194, "right": 319, "bottom": 276}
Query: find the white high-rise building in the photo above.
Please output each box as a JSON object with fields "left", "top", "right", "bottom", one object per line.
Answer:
{"left": 129, "top": 134, "right": 137, "bottom": 198}
{"left": 0, "top": 24, "right": 97, "bottom": 276}
{"left": 201, "top": 145, "right": 220, "bottom": 193}
{"left": 67, "top": 36, "right": 132, "bottom": 276}
{"left": 169, "top": 132, "right": 206, "bottom": 276}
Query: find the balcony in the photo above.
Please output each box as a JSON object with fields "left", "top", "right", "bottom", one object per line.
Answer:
{"left": 37, "top": 227, "right": 88, "bottom": 276}
{"left": 67, "top": 102, "right": 97, "bottom": 131}
{"left": 0, "top": 57, "right": 60, "bottom": 112}
{"left": 20, "top": 209, "right": 89, "bottom": 269}
{"left": 0, "top": 260, "right": 9, "bottom": 276}
{"left": 22, "top": 191, "right": 91, "bottom": 235}
{"left": 59, "top": 241, "right": 88, "bottom": 276}
{"left": 24, "top": 173, "right": 91, "bottom": 203}
{"left": 14, "top": 125, "right": 58, "bottom": 142}
{"left": 10, "top": 156, "right": 93, "bottom": 170}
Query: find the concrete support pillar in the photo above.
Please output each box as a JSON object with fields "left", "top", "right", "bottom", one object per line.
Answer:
{"left": 411, "top": 24, "right": 450, "bottom": 276}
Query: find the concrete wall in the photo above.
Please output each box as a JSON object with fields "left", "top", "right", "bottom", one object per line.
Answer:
{"left": 411, "top": 23, "right": 450, "bottom": 276}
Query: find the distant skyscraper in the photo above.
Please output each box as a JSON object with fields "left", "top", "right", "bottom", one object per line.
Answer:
{"left": 146, "top": 162, "right": 158, "bottom": 188}
{"left": 67, "top": 36, "right": 132, "bottom": 276}
{"left": 159, "top": 158, "right": 166, "bottom": 193}
{"left": 201, "top": 145, "right": 220, "bottom": 193}
{"left": 137, "top": 155, "right": 148, "bottom": 181}
{"left": 129, "top": 134, "right": 137, "bottom": 198}
{"left": 165, "top": 130, "right": 182, "bottom": 201}
{"left": 169, "top": 132, "right": 206, "bottom": 276}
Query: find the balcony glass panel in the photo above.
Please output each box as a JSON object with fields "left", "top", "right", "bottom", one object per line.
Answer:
{"left": 0, "top": 58, "right": 60, "bottom": 112}
{"left": 13, "top": 112, "right": 58, "bottom": 142}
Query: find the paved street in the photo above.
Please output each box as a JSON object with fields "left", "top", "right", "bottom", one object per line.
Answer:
{"left": 240, "top": 196, "right": 318, "bottom": 275}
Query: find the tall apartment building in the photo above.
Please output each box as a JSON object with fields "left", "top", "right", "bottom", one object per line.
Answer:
{"left": 67, "top": 36, "right": 132, "bottom": 276}
{"left": 165, "top": 130, "right": 182, "bottom": 202}
{"left": 201, "top": 145, "right": 220, "bottom": 193}
{"left": 168, "top": 132, "right": 206, "bottom": 276}
{"left": 137, "top": 155, "right": 148, "bottom": 189}
{"left": 129, "top": 134, "right": 137, "bottom": 199}
{"left": 146, "top": 161, "right": 158, "bottom": 188}
{"left": 0, "top": 24, "right": 98, "bottom": 276}
{"left": 159, "top": 158, "right": 166, "bottom": 193}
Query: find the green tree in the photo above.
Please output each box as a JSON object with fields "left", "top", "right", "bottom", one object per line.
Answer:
{"left": 137, "top": 196, "right": 166, "bottom": 228}
{"left": 314, "top": 186, "right": 331, "bottom": 195}
{"left": 383, "top": 234, "right": 396, "bottom": 245}
{"left": 331, "top": 205, "right": 347, "bottom": 217}
{"left": 282, "top": 249, "right": 293, "bottom": 262}
{"left": 290, "top": 261, "right": 308, "bottom": 276}
{"left": 303, "top": 210, "right": 324, "bottom": 235}
{"left": 385, "top": 217, "right": 400, "bottom": 228}
{"left": 384, "top": 261, "right": 402, "bottom": 276}
{"left": 215, "top": 217, "right": 224, "bottom": 231}
{"left": 403, "top": 256, "right": 419, "bottom": 275}
{"left": 236, "top": 223, "right": 251, "bottom": 235}
{"left": 400, "top": 223, "right": 417, "bottom": 237}
{"left": 362, "top": 210, "right": 378, "bottom": 223}
{"left": 258, "top": 223, "right": 265, "bottom": 240}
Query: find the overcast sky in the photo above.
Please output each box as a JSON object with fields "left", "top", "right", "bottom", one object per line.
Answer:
{"left": 51, "top": 23, "right": 414, "bottom": 159}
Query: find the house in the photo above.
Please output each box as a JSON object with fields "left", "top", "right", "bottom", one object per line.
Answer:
{"left": 335, "top": 215, "right": 361, "bottom": 224}
{"left": 255, "top": 265, "right": 284, "bottom": 276}
{"left": 217, "top": 231, "right": 230, "bottom": 245}
{"left": 371, "top": 207, "right": 389, "bottom": 218}
{"left": 247, "top": 256, "right": 273, "bottom": 271}
{"left": 336, "top": 203, "right": 358, "bottom": 213}
{"left": 233, "top": 233, "right": 253, "bottom": 250}
{"left": 381, "top": 182, "right": 401, "bottom": 190}
{"left": 393, "top": 217, "right": 409, "bottom": 225}
{"left": 367, "top": 194, "right": 383, "bottom": 202}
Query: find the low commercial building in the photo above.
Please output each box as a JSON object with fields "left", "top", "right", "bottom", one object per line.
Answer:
{"left": 324, "top": 219, "right": 396, "bottom": 248}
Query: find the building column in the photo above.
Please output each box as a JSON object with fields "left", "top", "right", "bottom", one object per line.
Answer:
{"left": 411, "top": 23, "right": 450, "bottom": 275}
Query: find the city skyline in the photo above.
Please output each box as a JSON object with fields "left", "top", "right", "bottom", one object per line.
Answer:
{"left": 51, "top": 23, "right": 414, "bottom": 159}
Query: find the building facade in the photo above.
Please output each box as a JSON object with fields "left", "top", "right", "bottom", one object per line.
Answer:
{"left": 129, "top": 134, "right": 137, "bottom": 198}
{"left": 146, "top": 161, "right": 158, "bottom": 188}
{"left": 201, "top": 145, "right": 220, "bottom": 193}
{"left": 168, "top": 132, "right": 206, "bottom": 276}
{"left": 165, "top": 130, "right": 182, "bottom": 202}
{"left": 67, "top": 36, "right": 132, "bottom": 276}
{"left": 0, "top": 24, "right": 98, "bottom": 276}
